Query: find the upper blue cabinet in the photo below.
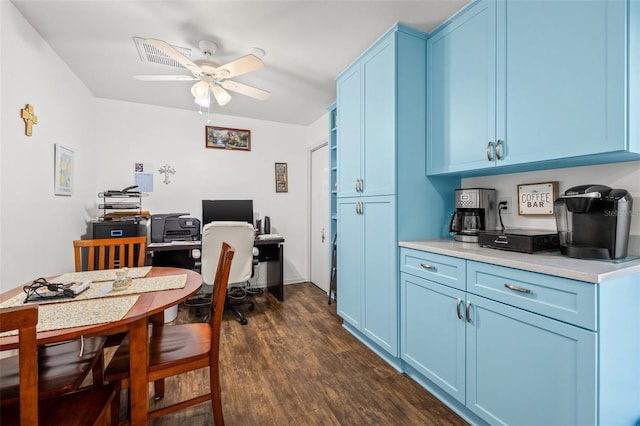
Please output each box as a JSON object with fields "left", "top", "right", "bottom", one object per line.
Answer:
{"left": 427, "top": 0, "right": 640, "bottom": 176}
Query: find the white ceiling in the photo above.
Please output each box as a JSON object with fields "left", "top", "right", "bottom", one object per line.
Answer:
{"left": 11, "top": 0, "right": 470, "bottom": 126}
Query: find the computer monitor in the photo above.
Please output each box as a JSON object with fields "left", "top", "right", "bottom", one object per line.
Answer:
{"left": 202, "top": 200, "right": 254, "bottom": 225}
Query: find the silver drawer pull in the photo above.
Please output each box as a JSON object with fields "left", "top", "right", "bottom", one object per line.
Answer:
{"left": 456, "top": 298, "right": 463, "bottom": 320}
{"left": 504, "top": 283, "right": 532, "bottom": 294}
{"left": 465, "top": 301, "right": 472, "bottom": 323}
{"left": 420, "top": 263, "right": 436, "bottom": 271}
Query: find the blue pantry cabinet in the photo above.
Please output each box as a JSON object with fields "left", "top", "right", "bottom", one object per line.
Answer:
{"left": 335, "top": 24, "right": 459, "bottom": 362}
{"left": 427, "top": 0, "right": 640, "bottom": 176}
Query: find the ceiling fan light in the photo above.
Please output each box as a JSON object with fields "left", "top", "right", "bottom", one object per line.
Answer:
{"left": 194, "top": 97, "right": 210, "bottom": 108}
{"left": 213, "top": 85, "right": 232, "bottom": 106}
{"left": 191, "top": 81, "right": 210, "bottom": 100}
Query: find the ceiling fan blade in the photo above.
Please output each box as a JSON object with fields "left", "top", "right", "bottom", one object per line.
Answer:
{"left": 143, "top": 38, "right": 202, "bottom": 76}
{"left": 133, "top": 75, "right": 199, "bottom": 81}
{"left": 221, "top": 80, "right": 271, "bottom": 100}
{"left": 216, "top": 54, "right": 264, "bottom": 79}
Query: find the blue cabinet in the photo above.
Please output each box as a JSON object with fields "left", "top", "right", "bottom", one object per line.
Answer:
{"left": 400, "top": 247, "right": 640, "bottom": 425}
{"left": 427, "top": 0, "right": 640, "bottom": 176}
{"left": 337, "top": 196, "right": 397, "bottom": 355}
{"left": 337, "top": 32, "right": 396, "bottom": 198}
{"left": 336, "top": 24, "right": 460, "bottom": 362}
{"left": 427, "top": 0, "right": 497, "bottom": 174}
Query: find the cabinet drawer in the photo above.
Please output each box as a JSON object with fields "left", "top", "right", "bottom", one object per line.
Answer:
{"left": 467, "top": 261, "right": 597, "bottom": 330}
{"left": 400, "top": 248, "right": 466, "bottom": 290}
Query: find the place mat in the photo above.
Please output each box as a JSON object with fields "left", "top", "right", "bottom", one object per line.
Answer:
{"left": 52, "top": 266, "right": 152, "bottom": 283}
{"left": 0, "top": 274, "right": 187, "bottom": 308}
{"left": 0, "top": 295, "right": 139, "bottom": 337}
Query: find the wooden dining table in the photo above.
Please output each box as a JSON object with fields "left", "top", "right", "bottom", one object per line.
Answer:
{"left": 0, "top": 266, "right": 203, "bottom": 425}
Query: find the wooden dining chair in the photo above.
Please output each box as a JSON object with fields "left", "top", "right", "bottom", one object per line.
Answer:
{"left": 0, "top": 305, "right": 115, "bottom": 425}
{"left": 0, "top": 334, "right": 107, "bottom": 406}
{"left": 104, "top": 242, "right": 235, "bottom": 425}
{"left": 72, "top": 236, "right": 147, "bottom": 349}
{"left": 73, "top": 236, "right": 147, "bottom": 272}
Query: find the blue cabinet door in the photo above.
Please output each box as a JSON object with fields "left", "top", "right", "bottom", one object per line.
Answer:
{"left": 427, "top": 0, "right": 497, "bottom": 175}
{"left": 466, "top": 295, "right": 597, "bottom": 426}
{"left": 362, "top": 35, "right": 396, "bottom": 197}
{"left": 498, "top": 0, "right": 627, "bottom": 165}
{"left": 400, "top": 273, "right": 466, "bottom": 404}
{"left": 336, "top": 65, "right": 361, "bottom": 198}
{"left": 361, "top": 196, "right": 397, "bottom": 355}
{"left": 336, "top": 198, "right": 362, "bottom": 327}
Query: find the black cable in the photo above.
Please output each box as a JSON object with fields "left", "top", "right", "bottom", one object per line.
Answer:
{"left": 498, "top": 201, "right": 507, "bottom": 232}
{"left": 23, "top": 278, "right": 77, "bottom": 303}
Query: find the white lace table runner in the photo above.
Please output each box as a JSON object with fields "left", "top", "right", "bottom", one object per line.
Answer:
{"left": 0, "top": 295, "right": 139, "bottom": 336}
{"left": 52, "top": 266, "right": 152, "bottom": 283}
{"left": 0, "top": 274, "right": 187, "bottom": 308}
{"left": 0, "top": 272, "right": 187, "bottom": 337}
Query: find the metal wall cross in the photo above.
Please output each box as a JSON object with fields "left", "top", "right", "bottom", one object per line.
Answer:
{"left": 158, "top": 164, "right": 176, "bottom": 184}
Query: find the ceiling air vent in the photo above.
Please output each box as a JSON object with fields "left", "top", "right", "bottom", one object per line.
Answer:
{"left": 133, "top": 36, "right": 192, "bottom": 69}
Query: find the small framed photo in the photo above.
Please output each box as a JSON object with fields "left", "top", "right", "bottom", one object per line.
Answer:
{"left": 205, "top": 126, "right": 251, "bottom": 151}
{"left": 54, "top": 144, "right": 73, "bottom": 196}
{"left": 517, "top": 181, "right": 558, "bottom": 216}
{"left": 275, "top": 162, "right": 288, "bottom": 193}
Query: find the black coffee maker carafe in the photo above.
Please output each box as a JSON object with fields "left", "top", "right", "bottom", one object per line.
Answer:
{"left": 554, "top": 184, "right": 633, "bottom": 259}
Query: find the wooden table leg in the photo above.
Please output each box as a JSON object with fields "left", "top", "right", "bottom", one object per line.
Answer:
{"left": 129, "top": 317, "right": 148, "bottom": 425}
{"left": 150, "top": 312, "right": 165, "bottom": 400}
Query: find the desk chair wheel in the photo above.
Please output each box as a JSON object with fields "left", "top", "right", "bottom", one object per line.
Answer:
{"left": 248, "top": 303, "right": 255, "bottom": 312}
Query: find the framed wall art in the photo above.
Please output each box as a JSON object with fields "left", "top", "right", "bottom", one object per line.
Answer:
{"left": 275, "top": 162, "right": 288, "bottom": 193}
{"left": 54, "top": 144, "right": 73, "bottom": 196}
{"left": 517, "top": 181, "right": 558, "bottom": 216}
{"left": 205, "top": 126, "right": 251, "bottom": 151}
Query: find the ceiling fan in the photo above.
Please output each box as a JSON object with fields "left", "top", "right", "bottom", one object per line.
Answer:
{"left": 133, "top": 38, "right": 270, "bottom": 108}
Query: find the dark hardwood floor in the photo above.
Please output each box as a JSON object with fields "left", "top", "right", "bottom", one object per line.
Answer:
{"left": 109, "top": 282, "right": 467, "bottom": 425}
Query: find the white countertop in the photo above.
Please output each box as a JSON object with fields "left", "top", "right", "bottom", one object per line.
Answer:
{"left": 399, "top": 239, "right": 640, "bottom": 284}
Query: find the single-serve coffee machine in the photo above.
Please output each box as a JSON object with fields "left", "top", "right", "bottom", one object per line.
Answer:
{"left": 449, "top": 188, "right": 496, "bottom": 242}
{"left": 554, "top": 184, "right": 633, "bottom": 259}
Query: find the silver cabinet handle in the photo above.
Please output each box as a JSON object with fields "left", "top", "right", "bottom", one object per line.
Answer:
{"left": 496, "top": 140, "right": 504, "bottom": 161}
{"left": 465, "top": 301, "right": 472, "bottom": 323}
{"left": 456, "top": 298, "right": 463, "bottom": 320}
{"left": 486, "top": 141, "right": 494, "bottom": 161}
{"left": 359, "top": 179, "right": 364, "bottom": 192}
{"left": 355, "top": 201, "right": 360, "bottom": 215}
{"left": 504, "top": 283, "right": 532, "bottom": 294}
{"left": 419, "top": 263, "right": 436, "bottom": 270}
{"left": 355, "top": 180, "right": 359, "bottom": 192}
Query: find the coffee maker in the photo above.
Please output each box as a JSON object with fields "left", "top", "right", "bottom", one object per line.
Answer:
{"left": 449, "top": 188, "right": 496, "bottom": 242}
{"left": 554, "top": 184, "right": 633, "bottom": 259}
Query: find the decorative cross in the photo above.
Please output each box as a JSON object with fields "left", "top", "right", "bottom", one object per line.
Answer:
{"left": 20, "top": 104, "right": 38, "bottom": 136}
{"left": 158, "top": 164, "right": 176, "bottom": 184}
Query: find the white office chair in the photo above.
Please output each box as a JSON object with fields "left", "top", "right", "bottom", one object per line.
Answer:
{"left": 201, "top": 221, "right": 257, "bottom": 325}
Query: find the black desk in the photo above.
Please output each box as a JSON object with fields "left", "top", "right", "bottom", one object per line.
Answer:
{"left": 146, "top": 236, "right": 285, "bottom": 301}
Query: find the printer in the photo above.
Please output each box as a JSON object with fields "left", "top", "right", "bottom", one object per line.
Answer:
{"left": 151, "top": 213, "right": 201, "bottom": 243}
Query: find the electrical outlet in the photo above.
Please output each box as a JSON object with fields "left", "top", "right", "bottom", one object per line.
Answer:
{"left": 499, "top": 197, "right": 512, "bottom": 215}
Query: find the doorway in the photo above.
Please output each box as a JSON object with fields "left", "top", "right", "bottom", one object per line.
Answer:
{"left": 310, "top": 143, "right": 329, "bottom": 293}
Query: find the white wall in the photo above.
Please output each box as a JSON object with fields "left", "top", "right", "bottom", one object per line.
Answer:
{"left": 1, "top": 2, "right": 97, "bottom": 293}
{"left": 95, "top": 99, "right": 310, "bottom": 285}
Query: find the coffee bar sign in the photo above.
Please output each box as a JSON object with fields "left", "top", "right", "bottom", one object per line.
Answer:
{"left": 517, "top": 181, "right": 558, "bottom": 216}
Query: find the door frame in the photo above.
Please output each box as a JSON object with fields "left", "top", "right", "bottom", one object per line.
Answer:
{"left": 308, "top": 138, "right": 329, "bottom": 291}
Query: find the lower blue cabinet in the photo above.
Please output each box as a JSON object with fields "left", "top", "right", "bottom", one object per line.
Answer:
{"left": 337, "top": 196, "right": 398, "bottom": 356}
{"left": 466, "top": 295, "right": 596, "bottom": 425}
{"left": 400, "top": 248, "right": 598, "bottom": 425}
